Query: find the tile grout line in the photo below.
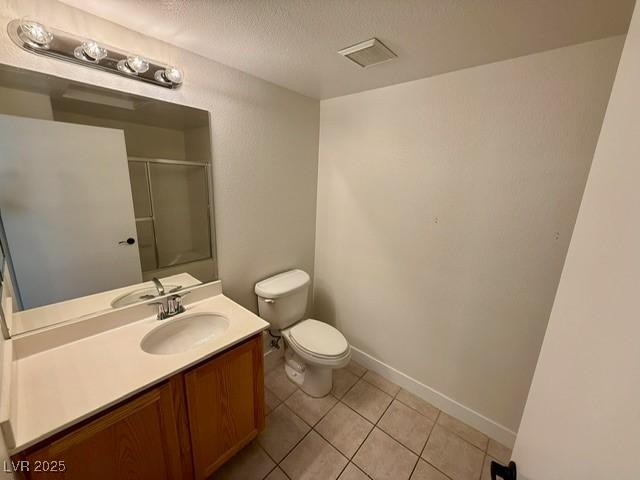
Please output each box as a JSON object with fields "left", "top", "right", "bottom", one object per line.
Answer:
{"left": 263, "top": 363, "right": 361, "bottom": 479}
{"left": 375, "top": 385, "right": 420, "bottom": 480}
{"left": 420, "top": 410, "right": 483, "bottom": 480}
{"left": 357, "top": 364, "right": 503, "bottom": 452}
{"left": 324, "top": 367, "right": 384, "bottom": 479}
{"left": 394, "top": 391, "right": 440, "bottom": 423}
{"left": 262, "top": 363, "right": 367, "bottom": 479}
{"left": 419, "top": 410, "right": 453, "bottom": 479}
{"left": 331, "top": 367, "right": 434, "bottom": 479}
{"left": 355, "top": 377, "right": 437, "bottom": 477}
{"left": 257, "top": 385, "right": 305, "bottom": 475}
{"left": 347, "top": 385, "right": 400, "bottom": 479}
{"left": 278, "top": 388, "right": 351, "bottom": 479}
{"left": 266, "top": 363, "right": 491, "bottom": 480}
{"left": 434, "top": 414, "right": 491, "bottom": 457}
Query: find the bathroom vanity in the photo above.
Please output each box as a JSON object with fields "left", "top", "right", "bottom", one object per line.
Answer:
{"left": 2, "top": 282, "right": 269, "bottom": 480}
{"left": 14, "top": 335, "right": 264, "bottom": 480}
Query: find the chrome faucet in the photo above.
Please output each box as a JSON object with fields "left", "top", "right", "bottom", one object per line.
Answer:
{"left": 151, "top": 277, "right": 165, "bottom": 296}
{"left": 150, "top": 292, "right": 189, "bottom": 320}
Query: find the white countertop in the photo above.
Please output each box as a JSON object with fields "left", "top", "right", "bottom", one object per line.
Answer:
{"left": 9, "top": 292, "right": 269, "bottom": 453}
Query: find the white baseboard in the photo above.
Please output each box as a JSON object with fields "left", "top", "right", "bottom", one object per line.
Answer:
{"left": 350, "top": 347, "right": 517, "bottom": 448}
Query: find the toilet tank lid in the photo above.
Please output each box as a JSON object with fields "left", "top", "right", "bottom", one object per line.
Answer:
{"left": 255, "top": 269, "right": 310, "bottom": 299}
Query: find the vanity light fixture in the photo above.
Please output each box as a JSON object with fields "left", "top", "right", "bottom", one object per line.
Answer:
{"left": 8, "top": 18, "right": 183, "bottom": 89}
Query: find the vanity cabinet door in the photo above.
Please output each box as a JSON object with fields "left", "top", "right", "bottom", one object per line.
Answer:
{"left": 185, "top": 334, "right": 265, "bottom": 479}
{"left": 21, "top": 381, "right": 188, "bottom": 480}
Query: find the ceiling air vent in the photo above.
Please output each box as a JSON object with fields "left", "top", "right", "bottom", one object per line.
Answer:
{"left": 338, "top": 38, "right": 397, "bottom": 68}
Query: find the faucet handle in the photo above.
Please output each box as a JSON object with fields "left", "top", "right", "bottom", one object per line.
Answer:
{"left": 174, "top": 296, "right": 184, "bottom": 314}
{"left": 169, "top": 291, "right": 190, "bottom": 314}
{"left": 149, "top": 301, "right": 167, "bottom": 320}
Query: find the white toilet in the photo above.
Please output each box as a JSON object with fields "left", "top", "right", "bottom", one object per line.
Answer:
{"left": 255, "top": 269, "right": 351, "bottom": 397}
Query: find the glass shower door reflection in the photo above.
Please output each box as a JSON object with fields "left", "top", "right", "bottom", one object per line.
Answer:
{"left": 148, "top": 163, "right": 211, "bottom": 268}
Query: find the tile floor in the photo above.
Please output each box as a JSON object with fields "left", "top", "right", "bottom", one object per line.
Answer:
{"left": 212, "top": 359, "right": 512, "bottom": 480}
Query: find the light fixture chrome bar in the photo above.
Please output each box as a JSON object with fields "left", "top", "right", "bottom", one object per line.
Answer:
{"left": 7, "top": 19, "right": 183, "bottom": 89}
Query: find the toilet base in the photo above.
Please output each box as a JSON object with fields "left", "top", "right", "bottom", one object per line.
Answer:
{"left": 284, "top": 348, "right": 333, "bottom": 397}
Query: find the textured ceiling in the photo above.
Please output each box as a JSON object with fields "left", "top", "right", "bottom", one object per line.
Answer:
{"left": 58, "top": 0, "right": 635, "bottom": 99}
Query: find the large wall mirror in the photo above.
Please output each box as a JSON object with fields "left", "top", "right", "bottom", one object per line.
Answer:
{"left": 0, "top": 65, "right": 216, "bottom": 336}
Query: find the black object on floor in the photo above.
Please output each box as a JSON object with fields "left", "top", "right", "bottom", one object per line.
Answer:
{"left": 491, "top": 460, "right": 517, "bottom": 480}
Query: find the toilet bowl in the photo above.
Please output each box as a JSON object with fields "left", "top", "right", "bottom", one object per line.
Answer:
{"left": 255, "top": 269, "right": 351, "bottom": 397}
{"left": 281, "top": 319, "right": 351, "bottom": 397}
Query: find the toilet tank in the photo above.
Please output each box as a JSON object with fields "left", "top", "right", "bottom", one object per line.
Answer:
{"left": 255, "top": 269, "right": 310, "bottom": 330}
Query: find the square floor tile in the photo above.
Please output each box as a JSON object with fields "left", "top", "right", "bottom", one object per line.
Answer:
{"left": 436, "top": 413, "right": 488, "bottom": 451}
{"left": 410, "top": 460, "right": 449, "bottom": 480}
{"left": 212, "top": 441, "right": 275, "bottom": 480}
{"left": 353, "top": 428, "right": 418, "bottom": 480}
{"left": 265, "top": 467, "right": 289, "bottom": 480}
{"left": 396, "top": 389, "right": 440, "bottom": 422}
{"left": 265, "top": 388, "right": 281, "bottom": 414}
{"left": 345, "top": 360, "right": 367, "bottom": 377}
{"left": 378, "top": 400, "right": 434, "bottom": 454}
{"left": 315, "top": 402, "right": 374, "bottom": 458}
{"left": 265, "top": 365, "right": 298, "bottom": 401}
{"left": 281, "top": 430, "right": 348, "bottom": 480}
{"left": 285, "top": 389, "right": 338, "bottom": 426}
{"left": 338, "top": 463, "right": 370, "bottom": 480}
{"left": 363, "top": 371, "right": 401, "bottom": 396}
{"left": 332, "top": 368, "right": 359, "bottom": 399}
{"left": 487, "top": 439, "right": 512, "bottom": 464}
{"left": 342, "top": 379, "right": 393, "bottom": 423}
{"left": 258, "top": 404, "right": 311, "bottom": 462}
{"left": 422, "top": 425, "right": 484, "bottom": 480}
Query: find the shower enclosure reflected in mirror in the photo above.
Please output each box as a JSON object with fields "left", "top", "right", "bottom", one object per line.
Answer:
{"left": 0, "top": 65, "right": 216, "bottom": 336}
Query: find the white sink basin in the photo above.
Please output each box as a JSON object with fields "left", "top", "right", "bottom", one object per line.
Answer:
{"left": 140, "top": 313, "right": 230, "bottom": 355}
{"left": 111, "top": 285, "right": 181, "bottom": 308}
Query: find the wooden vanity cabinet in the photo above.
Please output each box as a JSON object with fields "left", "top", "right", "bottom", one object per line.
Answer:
{"left": 185, "top": 334, "right": 265, "bottom": 479}
{"left": 14, "top": 334, "right": 264, "bottom": 480}
{"left": 18, "top": 379, "right": 189, "bottom": 480}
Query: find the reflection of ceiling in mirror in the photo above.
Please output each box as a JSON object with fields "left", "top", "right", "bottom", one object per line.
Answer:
{"left": 0, "top": 65, "right": 209, "bottom": 131}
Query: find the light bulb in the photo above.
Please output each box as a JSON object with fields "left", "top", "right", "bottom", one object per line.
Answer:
{"left": 19, "top": 19, "right": 53, "bottom": 47}
{"left": 154, "top": 66, "right": 183, "bottom": 85}
{"left": 164, "top": 67, "right": 183, "bottom": 84}
{"left": 74, "top": 40, "right": 107, "bottom": 62}
{"left": 117, "top": 55, "right": 149, "bottom": 75}
{"left": 126, "top": 55, "right": 149, "bottom": 73}
{"left": 82, "top": 41, "right": 107, "bottom": 61}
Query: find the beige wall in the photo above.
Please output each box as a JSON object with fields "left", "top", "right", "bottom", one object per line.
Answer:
{"left": 314, "top": 36, "right": 624, "bottom": 433}
{"left": 184, "top": 126, "right": 212, "bottom": 164}
{"left": 0, "top": 0, "right": 320, "bottom": 315}
{"left": 53, "top": 110, "right": 188, "bottom": 160}
{"left": 0, "top": 85, "right": 53, "bottom": 119}
{"left": 512, "top": 5, "right": 640, "bottom": 479}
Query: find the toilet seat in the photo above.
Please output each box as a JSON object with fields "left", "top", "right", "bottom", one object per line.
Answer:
{"left": 283, "top": 319, "right": 350, "bottom": 366}
{"left": 289, "top": 319, "right": 349, "bottom": 357}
